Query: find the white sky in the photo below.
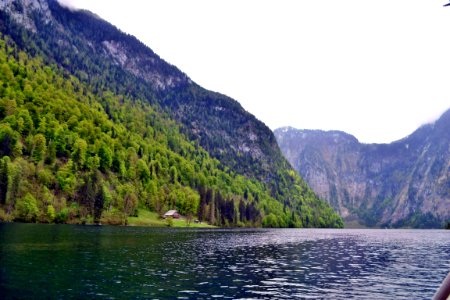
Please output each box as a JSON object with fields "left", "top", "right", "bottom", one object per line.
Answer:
{"left": 59, "top": 0, "right": 450, "bottom": 143}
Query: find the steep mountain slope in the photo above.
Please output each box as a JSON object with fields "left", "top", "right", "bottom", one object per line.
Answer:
{"left": 0, "top": 34, "right": 267, "bottom": 226}
{"left": 275, "top": 110, "right": 450, "bottom": 228}
{"left": 0, "top": 0, "right": 343, "bottom": 227}
{"left": 0, "top": 0, "right": 287, "bottom": 183}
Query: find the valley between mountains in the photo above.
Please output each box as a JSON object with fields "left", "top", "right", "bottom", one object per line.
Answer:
{"left": 1, "top": 0, "right": 447, "bottom": 229}
{"left": 275, "top": 110, "right": 450, "bottom": 228}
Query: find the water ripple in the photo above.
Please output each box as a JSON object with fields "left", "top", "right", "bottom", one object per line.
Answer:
{"left": 0, "top": 225, "right": 449, "bottom": 299}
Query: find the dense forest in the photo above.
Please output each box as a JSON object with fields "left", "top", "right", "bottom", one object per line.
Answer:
{"left": 0, "top": 35, "right": 343, "bottom": 227}
{"left": 0, "top": 0, "right": 343, "bottom": 228}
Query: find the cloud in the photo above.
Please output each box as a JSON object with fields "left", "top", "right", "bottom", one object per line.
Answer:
{"left": 56, "top": 0, "right": 80, "bottom": 11}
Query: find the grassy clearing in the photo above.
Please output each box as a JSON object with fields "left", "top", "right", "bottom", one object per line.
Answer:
{"left": 128, "top": 209, "right": 216, "bottom": 228}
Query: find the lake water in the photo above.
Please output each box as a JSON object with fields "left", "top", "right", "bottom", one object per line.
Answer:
{"left": 0, "top": 224, "right": 449, "bottom": 299}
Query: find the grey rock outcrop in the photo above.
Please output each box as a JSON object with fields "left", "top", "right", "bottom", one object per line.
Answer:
{"left": 275, "top": 109, "right": 450, "bottom": 228}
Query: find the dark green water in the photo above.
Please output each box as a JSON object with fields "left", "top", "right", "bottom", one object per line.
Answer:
{"left": 0, "top": 223, "right": 449, "bottom": 299}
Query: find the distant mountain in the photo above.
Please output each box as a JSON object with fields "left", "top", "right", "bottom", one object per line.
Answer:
{"left": 275, "top": 109, "right": 450, "bottom": 228}
{"left": 0, "top": 0, "right": 343, "bottom": 227}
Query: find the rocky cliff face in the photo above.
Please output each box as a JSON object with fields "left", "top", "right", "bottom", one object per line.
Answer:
{"left": 275, "top": 109, "right": 450, "bottom": 228}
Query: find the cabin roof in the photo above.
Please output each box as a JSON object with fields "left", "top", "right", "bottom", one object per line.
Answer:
{"left": 164, "top": 210, "right": 178, "bottom": 216}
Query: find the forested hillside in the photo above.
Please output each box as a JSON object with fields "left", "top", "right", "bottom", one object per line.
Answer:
{"left": 0, "top": 0, "right": 343, "bottom": 227}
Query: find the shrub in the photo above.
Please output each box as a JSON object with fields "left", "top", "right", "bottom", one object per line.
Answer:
{"left": 46, "top": 205, "right": 56, "bottom": 222}
{"left": 15, "top": 193, "right": 39, "bottom": 222}
{"left": 55, "top": 208, "right": 69, "bottom": 223}
{"left": 166, "top": 216, "right": 174, "bottom": 227}
{"left": 100, "top": 209, "right": 127, "bottom": 225}
{"left": 0, "top": 207, "right": 12, "bottom": 222}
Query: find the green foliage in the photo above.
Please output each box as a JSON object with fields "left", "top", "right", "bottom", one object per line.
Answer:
{"left": 98, "top": 143, "right": 112, "bottom": 171}
{"left": 100, "top": 209, "right": 127, "bottom": 225}
{"left": 0, "top": 156, "right": 10, "bottom": 205}
{"left": 31, "top": 133, "right": 46, "bottom": 162}
{"left": 166, "top": 216, "right": 174, "bottom": 227}
{"left": 0, "top": 124, "right": 19, "bottom": 157}
{"left": 0, "top": 23, "right": 343, "bottom": 228}
{"left": 55, "top": 207, "right": 68, "bottom": 223}
{"left": 137, "top": 159, "right": 150, "bottom": 182}
{"left": 262, "top": 213, "right": 279, "bottom": 228}
{"left": 72, "top": 138, "right": 87, "bottom": 166}
{"left": 56, "top": 160, "right": 76, "bottom": 193}
{"left": 0, "top": 207, "right": 12, "bottom": 221}
{"left": 46, "top": 204, "right": 55, "bottom": 222}
{"left": 15, "top": 193, "right": 38, "bottom": 222}
{"left": 390, "top": 212, "right": 443, "bottom": 229}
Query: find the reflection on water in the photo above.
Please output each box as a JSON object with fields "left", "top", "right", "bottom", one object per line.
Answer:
{"left": 0, "top": 224, "right": 448, "bottom": 299}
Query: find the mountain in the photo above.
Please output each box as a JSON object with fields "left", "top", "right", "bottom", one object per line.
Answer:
{"left": 274, "top": 110, "right": 450, "bottom": 228}
{"left": 0, "top": 0, "right": 343, "bottom": 227}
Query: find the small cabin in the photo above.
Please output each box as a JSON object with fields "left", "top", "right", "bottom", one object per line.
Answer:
{"left": 163, "top": 210, "right": 180, "bottom": 219}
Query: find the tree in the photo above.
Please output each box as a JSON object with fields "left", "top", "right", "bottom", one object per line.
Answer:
{"left": 78, "top": 171, "right": 101, "bottom": 216}
{"left": 45, "top": 140, "right": 56, "bottom": 164}
{"left": 6, "top": 161, "right": 21, "bottom": 213}
{"left": 169, "top": 165, "right": 178, "bottom": 184}
{"left": 0, "top": 124, "right": 18, "bottom": 157}
{"left": 239, "top": 199, "right": 246, "bottom": 223}
{"left": 184, "top": 187, "right": 199, "bottom": 217}
{"left": 15, "top": 193, "right": 39, "bottom": 222}
{"left": 72, "top": 138, "right": 87, "bottom": 167}
{"left": 93, "top": 187, "right": 104, "bottom": 223}
{"left": 98, "top": 143, "right": 112, "bottom": 171}
{"left": 32, "top": 133, "right": 46, "bottom": 162}
{"left": 16, "top": 109, "right": 33, "bottom": 135}
{"left": 56, "top": 159, "right": 76, "bottom": 194}
{"left": 86, "top": 155, "right": 101, "bottom": 171}
{"left": 46, "top": 205, "right": 56, "bottom": 222}
{"left": 198, "top": 187, "right": 207, "bottom": 222}
{"left": 262, "top": 213, "right": 279, "bottom": 228}
{"left": 0, "top": 33, "right": 344, "bottom": 228}
{"left": 121, "top": 183, "right": 138, "bottom": 216}
{"left": 0, "top": 156, "right": 10, "bottom": 205}
{"left": 137, "top": 159, "right": 150, "bottom": 182}
{"left": 209, "top": 196, "right": 216, "bottom": 225}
